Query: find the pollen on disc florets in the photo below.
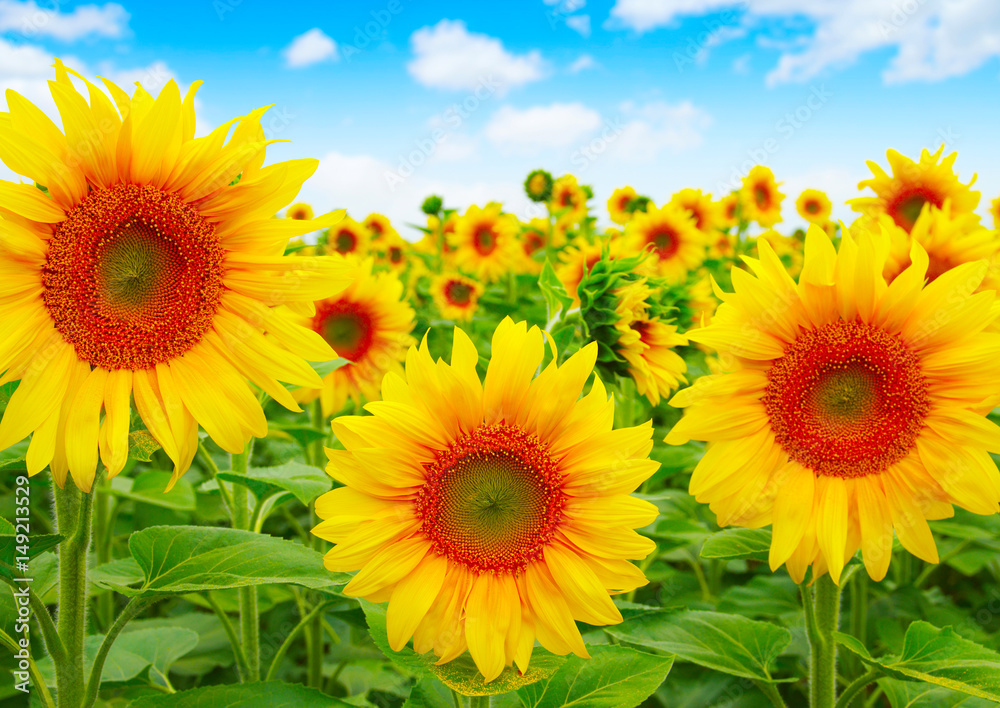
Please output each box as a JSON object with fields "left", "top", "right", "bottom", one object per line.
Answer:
{"left": 763, "top": 320, "right": 930, "bottom": 478}
{"left": 415, "top": 423, "right": 566, "bottom": 575}
{"left": 42, "top": 183, "right": 225, "bottom": 371}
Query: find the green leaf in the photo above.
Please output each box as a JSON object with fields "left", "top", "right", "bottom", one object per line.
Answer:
{"left": 128, "top": 429, "right": 162, "bottom": 462}
{"left": 311, "top": 357, "right": 350, "bottom": 379}
{"left": 836, "top": 622, "right": 1000, "bottom": 702}
{"left": 360, "top": 599, "right": 565, "bottom": 696}
{"left": 266, "top": 423, "right": 328, "bottom": 450}
{"left": 879, "top": 677, "right": 996, "bottom": 707}
{"left": 516, "top": 645, "right": 673, "bottom": 707}
{"left": 217, "top": 460, "right": 331, "bottom": 506}
{"left": 129, "top": 681, "right": 356, "bottom": 707}
{"left": 605, "top": 609, "right": 791, "bottom": 681}
{"left": 108, "top": 470, "right": 196, "bottom": 511}
{"left": 403, "top": 677, "right": 455, "bottom": 708}
{"left": 700, "top": 528, "right": 772, "bottom": 561}
{"left": 96, "top": 526, "right": 349, "bottom": 596}
{"left": 539, "top": 259, "right": 573, "bottom": 322}
{"left": 37, "top": 627, "right": 199, "bottom": 686}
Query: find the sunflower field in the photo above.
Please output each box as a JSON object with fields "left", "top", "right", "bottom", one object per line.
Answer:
{"left": 3, "top": 64, "right": 1000, "bottom": 708}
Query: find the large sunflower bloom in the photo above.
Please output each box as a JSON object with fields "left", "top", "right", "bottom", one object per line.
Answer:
{"left": 364, "top": 212, "right": 398, "bottom": 242}
{"left": 295, "top": 259, "right": 415, "bottom": 417}
{"left": 850, "top": 147, "right": 980, "bottom": 233}
{"left": 624, "top": 203, "right": 707, "bottom": 284}
{"left": 666, "top": 225, "right": 1000, "bottom": 584}
{"left": 740, "top": 166, "right": 784, "bottom": 227}
{"left": 313, "top": 319, "right": 656, "bottom": 680}
{"left": 450, "top": 203, "right": 518, "bottom": 283}
{"left": 0, "top": 61, "right": 349, "bottom": 491}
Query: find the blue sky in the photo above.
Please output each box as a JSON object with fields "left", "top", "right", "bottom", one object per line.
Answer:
{"left": 2, "top": 0, "right": 998, "bottom": 235}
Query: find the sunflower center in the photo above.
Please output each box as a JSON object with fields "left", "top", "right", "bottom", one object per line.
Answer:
{"left": 473, "top": 227, "right": 497, "bottom": 255}
{"left": 416, "top": 424, "right": 565, "bottom": 574}
{"left": 313, "top": 302, "right": 374, "bottom": 362}
{"left": 42, "top": 183, "right": 225, "bottom": 371}
{"left": 754, "top": 185, "right": 770, "bottom": 209}
{"left": 389, "top": 246, "right": 403, "bottom": 263}
{"left": 805, "top": 200, "right": 820, "bottom": 214}
{"left": 648, "top": 227, "right": 680, "bottom": 259}
{"left": 763, "top": 321, "right": 929, "bottom": 478}
{"left": 334, "top": 230, "right": 357, "bottom": 254}
{"left": 445, "top": 281, "right": 473, "bottom": 306}
{"left": 523, "top": 231, "right": 545, "bottom": 256}
{"left": 529, "top": 174, "right": 547, "bottom": 195}
{"left": 889, "top": 188, "right": 939, "bottom": 232}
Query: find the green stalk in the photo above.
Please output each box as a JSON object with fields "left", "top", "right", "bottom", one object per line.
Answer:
{"left": 468, "top": 696, "right": 492, "bottom": 708}
{"left": 230, "top": 445, "right": 259, "bottom": 682}
{"left": 93, "top": 476, "right": 113, "bottom": 632}
{"left": 834, "top": 670, "right": 879, "bottom": 708}
{"left": 803, "top": 575, "right": 844, "bottom": 708}
{"left": 846, "top": 571, "right": 869, "bottom": 700}
{"left": 205, "top": 592, "right": 251, "bottom": 681}
{"left": 307, "top": 399, "right": 326, "bottom": 689}
{"left": 82, "top": 597, "right": 157, "bottom": 708}
{"left": 265, "top": 600, "right": 330, "bottom": 681}
{"left": 54, "top": 473, "right": 98, "bottom": 708}
{"left": 753, "top": 680, "right": 788, "bottom": 708}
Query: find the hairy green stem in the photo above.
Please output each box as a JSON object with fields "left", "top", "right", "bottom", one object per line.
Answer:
{"left": 54, "top": 474, "right": 97, "bottom": 708}
{"left": 205, "top": 592, "right": 251, "bottom": 681}
{"left": 265, "top": 600, "right": 330, "bottom": 681}
{"left": 93, "top": 476, "right": 113, "bottom": 632}
{"left": 307, "top": 399, "right": 327, "bottom": 689}
{"left": 753, "top": 680, "right": 788, "bottom": 708}
{"left": 469, "top": 696, "right": 492, "bottom": 708}
{"left": 804, "top": 575, "right": 843, "bottom": 708}
{"left": 834, "top": 670, "right": 879, "bottom": 708}
{"left": 82, "top": 596, "right": 157, "bottom": 708}
{"left": 230, "top": 445, "right": 260, "bottom": 682}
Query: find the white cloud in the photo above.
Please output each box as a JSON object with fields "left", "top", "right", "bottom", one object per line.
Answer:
{"left": 566, "top": 14, "right": 591, "bottom": 37}
{"left": 0, "top": 0, "right": 128, "bottom": 41}
{"left": 606, "top": 100, "right": 713, "bottom": 161}
{"left": 283, "top": 28, "right": 339, "bottom": 69}
{"left": 568, "top": 54, "right": 597, "bottom": 73}
{"left": 407, "top": 19, "right": 545, "bottom": 94}
{"left": 606, "top": 0, "right": 1000, "bottom": 85}
{"left": 485, "top": 103, "right": 604, "bottom": 154}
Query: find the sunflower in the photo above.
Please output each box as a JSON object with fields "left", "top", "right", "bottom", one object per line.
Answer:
{"left": 718, "top": 193, "right": 740, "bottom": 229}
{"left": 524, "top": 169, "right": 554, "bottom": 202}
{"left": 0, "top": 61, "right": 350, "bottom": 492}
{"left": 854, "top": 204, "right": 996, "bottom": 286}
{"left": 624, "top": 203, "right": 707, "bottom": 284}
{"left": 608, "top": 186, "right": 638, "bottom": 225}
{"left": 707, "top": 231, "right": 736, "bottom": 260}
{"left": 313, "top": 318, "right": 657, "bottom": 680}
{"left": 991, "top": 195, "right": 1000, "bottom": 230}
{"left": 286, "top": 202, "right": 314, "bottom": 221}
{"left": 549, "top": 175, "right": 589, "bottom": 225}
{"left": 294, "top": 259, "right": 415, "bottom": 417}
{"left": 740, "top": 166, "right": 784, "bottom": 227}
{"left": 325, "top": 217, "right": 370, "bottom": 258}
{"left": 365, "top": 213, "right": 398, "bottom": 242}
{"left": 430, "top": 273, "right": 484, "bottom": 322}
{"left": 450, "top": 203, "right": 519, "bottom": 283}
{"left": 378, "top": 232, "right": 409, "bottom": 272}
{"left": 795, "top": 189, "right": 832, "bottom": 225}
{"left": 514, "top": 218, "right": 555, "bottom": 275}
{"left": 607, "top": 279, "right": 688, "bottom": 406}
{"left": 850, "top": 147, "right": 980, "bottom": 233}
{"left": 666, "top": 225, "right": 1000, "bottom": 584}
{"left": 753, "top": 229, "right": 803, "bottom": 278}
{"left": 670, "top": 188, "right": 722, "bottom": 234}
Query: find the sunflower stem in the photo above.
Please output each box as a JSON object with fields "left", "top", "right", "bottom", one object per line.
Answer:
{"left": 834, "top": 670, "right": 879, "bottom": 708}
{"left": 804, "top": 575, "right": 843, "bottom": 708}
{"left": 82, "top": 596, "right": 157, "bottom": 708}
{"left": 93, "top": 475, "right": 113, "bottom": 632}
{"left": 230, "top": 445, "right": 260, "bottom": 682}
{"left": 307, "top": 399, "right": 328, "bottom": 689}
{"left": 846, "top": 571, "right": 869, "bottom": 701}
{"left": 468, "top": 696, "right": 492, "bottom": 708}
{"left": 53, "top": 473, "right": 98, "bottom": 708}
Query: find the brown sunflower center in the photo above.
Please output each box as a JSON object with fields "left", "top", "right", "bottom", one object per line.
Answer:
{"left": 647, "top": 227, "right": 680, "bottom": 259}
{"left": 334, "top": 230, "right": 357, "bottom": 254}
{"left": 804, "top": 199, "right": 820, "bottom": 214}
{"left": 763, "top": 321, "right": 929, "bottom": 478}
{"left": 444, "top": 281, "right": 473, "bottom": 306}
{"left": 313, "top": 301, "right": 374, "bottom": 362}
{"left": 473, "top": 226, "right": 497, "bottom": 256}
{"left": 415, "top": 424, "right": 566, "bottom": 574}
{"left": 42, "top": 183, "right": 225, "bottom": 371}
{"left": 888, "top": 188, "right": 940, "bottom": 232}
{"left": 523, "top": 230, "right": 545, "bottom": 256}
{"left": 754, "top": 185, "right": 771, "bottom": 209}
